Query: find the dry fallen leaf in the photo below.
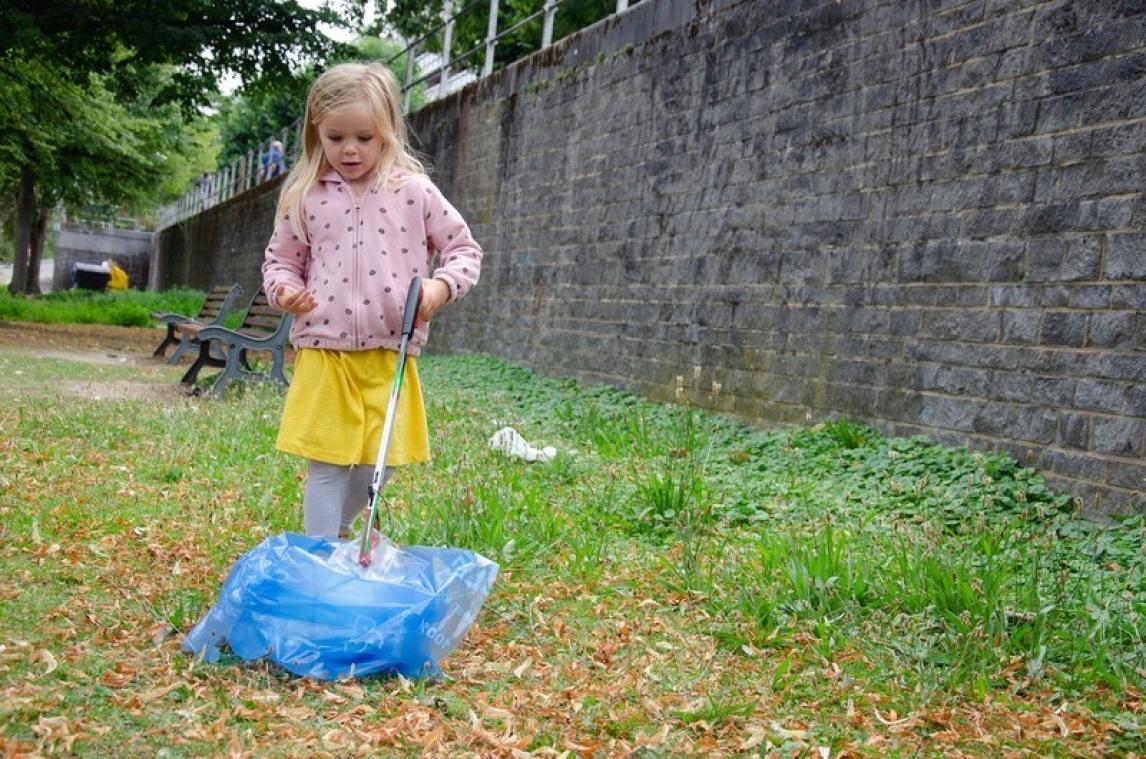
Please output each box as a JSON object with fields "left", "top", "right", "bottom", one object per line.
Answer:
{"left": 740, "top": 723, "right": 767, "bottom": 750}
{"left": 513, "top": 656, "right": 534, "bottom": 678}
{"left": 770, "top": 721, "right": 809, "bottom": 741}
{"left": 34, "top": 649, "right": 58, "bottom": 678}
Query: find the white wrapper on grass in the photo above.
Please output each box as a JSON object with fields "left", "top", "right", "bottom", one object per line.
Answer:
{"left": 489, "top": 426, "right": 557, "bottom": 463}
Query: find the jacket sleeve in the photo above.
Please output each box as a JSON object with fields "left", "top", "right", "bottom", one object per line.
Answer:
{"left": 262, "top": 213, "right": 310, "bottom": 310}
{"left": 424, "top": 182, "right": 482, "bottom": 304}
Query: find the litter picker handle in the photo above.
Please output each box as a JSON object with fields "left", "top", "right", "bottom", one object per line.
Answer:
{"left": 402, "top": 275, "right": 422, "bottom": 337}
{"left": 357, "top": 274, "right": 424, "bottom": 567}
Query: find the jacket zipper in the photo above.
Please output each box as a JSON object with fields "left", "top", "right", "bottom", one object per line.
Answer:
{"left": 352, "top": 192, "right": 361, "bottom": 345}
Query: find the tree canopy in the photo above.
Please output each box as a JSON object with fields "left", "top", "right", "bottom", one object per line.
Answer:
{"left": 0, "top": 0, "right": 359, "bottom": 293}
{"left": 1, "top": 0, "right": 355, "bottom": 110}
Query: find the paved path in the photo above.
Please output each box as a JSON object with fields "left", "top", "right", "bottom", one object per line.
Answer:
{"left": 0, "top": 259, "right": 55, "bottom": 292}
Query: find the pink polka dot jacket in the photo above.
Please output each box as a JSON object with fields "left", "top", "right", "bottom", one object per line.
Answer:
{"left": 262, "top": 169, "right": 482, "bottom": 355}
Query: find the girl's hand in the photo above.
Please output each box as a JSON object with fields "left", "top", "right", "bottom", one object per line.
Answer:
{"left": 275, "top": 285, "right": 317, "bottom": 315}
{"left": 416, "top": 278, "right": 450, "bottom": 323}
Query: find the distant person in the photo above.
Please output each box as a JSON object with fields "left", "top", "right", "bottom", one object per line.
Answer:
{"left": 262, "top": 62, "right": 482, "bottom": 539}
{"left": 260, "top": 140, "right": 286, "bottom": 181}
{"left": 193, "top": 171, "right": 214, "bottom": 209}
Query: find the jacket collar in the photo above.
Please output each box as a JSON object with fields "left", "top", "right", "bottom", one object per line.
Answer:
{"left": 318, "top": 167, "right": 409, "bottom": 187}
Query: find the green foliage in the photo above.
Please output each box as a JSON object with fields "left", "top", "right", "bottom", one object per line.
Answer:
{"left": 1, "top": 1, "right": 349, "bottom": 113}
{"left": 0, "top": 59, "right": 174, "bottom": 212}
{"left": 215, "top": 37, "right": 416, "bottom": 167}
{"left": 0, "top": 0, "right": 357, "bottom": 290}
{"left": 0, "top": 287, "right": 206, "bottom": 327}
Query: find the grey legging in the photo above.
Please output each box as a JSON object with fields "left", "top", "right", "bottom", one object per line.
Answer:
{"left": 303, "top": 460, "right": 393, "bottom": 538}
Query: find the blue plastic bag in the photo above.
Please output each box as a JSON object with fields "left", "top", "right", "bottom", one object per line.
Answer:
{"left": 182, "top": 533, "right": 498, "bottom": 680}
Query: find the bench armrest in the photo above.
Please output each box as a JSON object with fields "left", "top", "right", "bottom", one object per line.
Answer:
{"left": 152, "top": 311, "right": 195, "bottom": 324}
{"left": 197, "top": 315, "right": 293, "bottom": 348}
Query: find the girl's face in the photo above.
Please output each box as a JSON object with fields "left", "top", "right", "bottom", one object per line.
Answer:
{"left": 317, "top": 104, "right": 383, "bottom": 189}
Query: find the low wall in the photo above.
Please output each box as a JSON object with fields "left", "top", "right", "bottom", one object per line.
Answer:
{"left": 54, "top": 226, "right": 152, "bottom": 291}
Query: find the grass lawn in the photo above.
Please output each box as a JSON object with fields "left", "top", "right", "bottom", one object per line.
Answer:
{"left": 0, "top": 325, "right": 1143, "bottom": 756}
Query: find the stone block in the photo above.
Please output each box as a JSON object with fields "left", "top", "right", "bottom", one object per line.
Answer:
{"left": 1002, "top": 309, "right": 1040, "bottom": 343}
{"left": 1025, "top": 238, "right": 1063, "bottom": 282}
{"left": 1105, "top": 233, "right": 1146, "bottom": 279}
{"left": 992, "top": 371, "right": 1076, "bottom": 406}
{"left": 1092, "top": 415, "right": 1146, "bottom": 457}
{"left": 1087, "top": 311, "right": 1139, "bottom": 348}
{"left": 1039, "top": 311, "right": 1087, "bottom": 347}
{"left": 1106, "top": 461, "right": 1146, "bottom": 492}
{"left": 1061, "top": 235, "right": 1103, "bottom": 280}
{"left": 1040, "top": 448, "right": 1107, "bottom": 481}
{"left": 1058, "top": 413, "right": 1091, "bottom": 450}
{"left": 1074, "top": 379, "right": 1129, "bottom": 414}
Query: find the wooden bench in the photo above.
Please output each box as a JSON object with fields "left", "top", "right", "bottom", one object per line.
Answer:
{"left": 152, "top": 284, "right": 245, "bottom": 365}
{"left": 179, "top": 287, "right": 293, "bottom": 398}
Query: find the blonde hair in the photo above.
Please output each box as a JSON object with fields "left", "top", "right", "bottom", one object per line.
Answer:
{"left": 276, "top": 62, "right": 426, "bottom": 238}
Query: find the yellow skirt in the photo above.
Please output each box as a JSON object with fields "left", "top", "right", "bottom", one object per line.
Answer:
{"left": 277, "top": 348, "right": 430, "bottom": 466}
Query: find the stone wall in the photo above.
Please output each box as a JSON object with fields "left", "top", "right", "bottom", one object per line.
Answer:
{"left": 152, "top": 0, "right": 1146, "bottom": 514}
{"left": 149, "top": 177, "right": 283, "bottom": 293}
{"left": 409, "top": 0, "right": 1146, "bottom": 514}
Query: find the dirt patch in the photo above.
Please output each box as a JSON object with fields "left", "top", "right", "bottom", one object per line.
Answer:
{"left": 31, "top": 350, "right": 155, "bottom": 367}
{"left": 0, "top": 321, "right": 295, "bottom": 402}
{"left": 0, "top": 321, "right": 190, "bottom": 402}
{"left": 0, "top": 321, "right": 161, "bottom": 355}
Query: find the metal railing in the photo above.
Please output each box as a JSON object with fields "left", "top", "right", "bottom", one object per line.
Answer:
{"left": 156, "top": 122, "right": 302, "bottom": 229}
{"left": 156, "top": 0, "right": 637, "bottom": 231}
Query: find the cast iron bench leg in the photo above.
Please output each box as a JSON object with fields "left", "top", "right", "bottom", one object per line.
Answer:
{"left": 153, "top": 323, "right": 178, "bottom": 358}
{"left": 181, "top": 341, "right": 210, "bottom": 386}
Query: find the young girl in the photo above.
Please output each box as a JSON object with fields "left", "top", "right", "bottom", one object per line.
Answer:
{"left": 262, "top": 61, "right": 482, "bottom": 539}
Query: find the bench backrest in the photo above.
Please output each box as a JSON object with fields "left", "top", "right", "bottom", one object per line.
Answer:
{"left": 237, "top": 288, "right": 288, "bottom": 338}
{"left": 199, "top": 284, "right": 244, "bottom": 323}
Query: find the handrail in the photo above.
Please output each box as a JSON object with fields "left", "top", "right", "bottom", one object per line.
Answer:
{"left": 156, "top": 0, "right": 641, "bottom": 231}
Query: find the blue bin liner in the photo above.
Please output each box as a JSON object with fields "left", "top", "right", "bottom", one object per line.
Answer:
{"left": 182, "top": 533, "right": 498, "bottom": 680}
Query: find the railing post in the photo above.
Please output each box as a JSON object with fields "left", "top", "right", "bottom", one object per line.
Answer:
{"left": 403, "top": 44, "right": 415, "bottom": 113}
{"left": 483, "top": 0, "right": 499, "bottom": 77}
{"left": 616, "top": 0, "right": 628, "bottom": 11}
{"left": 542, "top": 0, "right": 557, "bottom": 47}
{"left": 280, "top": 125, "right": 290, "bottom": 171}
{"left": 440, "top": 3, "right": 454, "bottom": 99}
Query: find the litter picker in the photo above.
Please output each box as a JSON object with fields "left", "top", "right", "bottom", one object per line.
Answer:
{"left": 358, "top": 275, "right": 422, "bottom": 566}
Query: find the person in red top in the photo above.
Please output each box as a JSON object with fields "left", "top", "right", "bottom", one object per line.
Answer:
{"left": 262, "top": 61, "right": 482, "bottom": 539}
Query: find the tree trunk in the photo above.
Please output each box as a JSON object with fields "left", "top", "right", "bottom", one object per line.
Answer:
{"left": 25, "top": 207, "right": 48, "bottom": 295}
{"left": 7, "top": 165, "right": 35, "bottom": 296}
